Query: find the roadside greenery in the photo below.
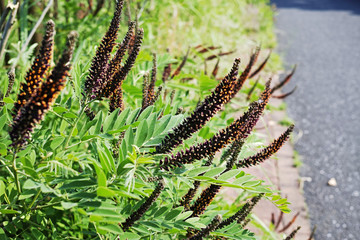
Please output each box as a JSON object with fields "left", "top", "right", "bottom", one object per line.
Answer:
{"left": 0, "top": 0, "right": 299, "bottom": 239}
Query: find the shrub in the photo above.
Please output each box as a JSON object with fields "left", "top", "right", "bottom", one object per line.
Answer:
{"left": 0, "top": 1, "right": 298, "bottom": 239}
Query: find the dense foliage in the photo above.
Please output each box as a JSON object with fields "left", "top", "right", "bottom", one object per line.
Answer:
{"left": 0, "top": 0, "right": 299, "bottom": 239}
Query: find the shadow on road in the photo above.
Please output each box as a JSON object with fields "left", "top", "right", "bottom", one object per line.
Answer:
{"left": 272, "top": 0, "right": 360, "bottom": 15}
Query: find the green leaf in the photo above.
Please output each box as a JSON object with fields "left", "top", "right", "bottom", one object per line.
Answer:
{"left": 279, "top": 206, "right": 291, "bottom": 213}
{"left": 153, "top": 115, "right": 171, "bottom": 136}
{"left": 137, "top": 106, "right": 154, "bottom": 122}
{"left": 103, "top": 108, "right": 119, "bottom": 133}
{"left": 93, "top": 161, "right": 106, "bottom": 187}
{"left": 140, "top": 221, "right": 162, "bottom": 232}
{"left": 23, "top": 179, "right": 40, "bottom": 189}
{"left": 199, "top": 73, "right": 218, "bottom": 91}
{"left": 275, "top": 198, "right": 288, "bottom": 205}
{"left": 165, "top": 207, "right": 183, "bottom": 221}
{"left": 0, "top": 209, "right": 20, "bottom": 214}
{"left": 61, "top": 201, "right": 78, "bottom": 209}
{"left": 192, "top": 176, "right": 215, "bottom": 181}
{"left": 174, "top": 220, "right": 195, "bottom": 229}
{"left": 251, "top": 186, "right": 272, "bottom": 194}
{"left": 233, "top": 175, "right": 255, "bottom": 185}
{"left": 146, "top": 113, "right": 157, "bottom": 140}
{"left": 53, "top": 106, "right": 68, "bottom": 114}
{"left": 115, "top": 189, "right": 141, "bottom": 200}
{"left": 81, "top": 135, "right": 97, "bottom": 141}
{"left": 94, "top": 112, "right": 103, "bottom": 134}
{"left": 2, "top": 97, "right": 14, "bottom": 104}
{"left": 63, "top": 112, "right": 78, "bottom": 118}
{"left": 59, "top": 180, "right": 96, "bottom": 189}
{"left": 69, "top": 192, "right": 97, "bottom": 200}
{"left": 163, "top": 115, "right": 183, "bottom": 133}
{"left": 175, "top": 211, "right": 193, "bottom": 221}
{"left": 16, "top": 145, "right": 31, "bottom": 157}
{"left": 0, "top": 114, "right": 7, "bottom": 131}
{"left": 134, "top": 120, "right": 148, "bottom": 146}
{"left": 19, "top": 190, "right": 36, "bottom": 200}
{"left": 218, "top": 169, "right": 242, "bottom": 181}
{"left": 102, "top": 143, "right": 115, "bottom": 171}
{"left": 185, "top": 217, "right": 200, "bottom": 224}
{"left": 50, "top": 136, "right": 65, "bottom": 150}
{"left": 123, "top": 127, "right": 134, "bottom": 154}
{"left": 242, "top": 180, "right": 261, "bottom": 187}
{"left": 186, "top": 167, "right": 209, "bottom": 177}
{"left": 118, "top": 232, "right": 140, "bottom": 240}
{"left": 0, "top": 180, "right": 5, "bottom": 197}
{"left": 90, "top": 209, "right": 121, "bottom": 218}
{"left": 203, "top": 167, "right": 226, "bottom": 178}
{"left": 113, "top": 108, "right": 131, "bottom": 130}
{"left": 136, "top": 156, "right": 155, "bottom": 164}
{"left": 97, "top": 186, "right": 116, "bottom": 198}
{"left": 97, "top": 133, "right": 114, "bottom": 139}
{"left": 0, "top": 143, "right": 7, "bottom": 155}
{"left": 40, "top": 184, "right": 55, "bottom": 193}
{"left": 126, "top": 108, "right": 141, "bottom": 125}
{"left": 98, "top": 150, "right": 111, "bottom": 175}
{"left": 154, "top": 205, "right": 172, "bottom": 218}
{"left": 97, "top": 224, "right": 123, "bottom": 235}
{"left": 79, "top": 118, "right": 97, "bottom": 137}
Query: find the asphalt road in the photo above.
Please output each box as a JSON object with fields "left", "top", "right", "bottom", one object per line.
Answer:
{"left": 271, "top": 0, "right": 360, "bottom": 239}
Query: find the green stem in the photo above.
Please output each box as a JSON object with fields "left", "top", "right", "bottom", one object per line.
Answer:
{"left": 64, "top": 100, "right": 89, "bottom": 148}
{"left": 34, "top": 202, "right": 59, "bottom": 210}
{"left": 0, "top": 157, "right": 15, "bottom": 178}
{"left": 50, "top": 110, "right": 74, "bottom": 125}
{"left": 3, "top": 189, "right": 11, "bottom": 204}
{"left": 28, "top": 189, "right": 41, "bottom": 209}
{"left": 12, "top": 150, "right": 21, "bottom": 194}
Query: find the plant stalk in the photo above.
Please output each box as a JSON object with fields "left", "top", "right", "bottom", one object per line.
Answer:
{"left": 12, "top": 150, "right": 21, "bottom": 194}
{"left": 64, "top": 99, "right": 90, "bottom": 148}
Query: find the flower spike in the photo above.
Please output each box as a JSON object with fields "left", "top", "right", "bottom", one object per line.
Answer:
{"left": 230, "top": 46, "right": 260, "bottom": 100}
{"left": 159, "top": 81, "right": 271, "bottom": 171}
{"left": 141, "top": 73, "right": 150, "bottom": 108}
{"left": 188, "top": 215, "right": 222, "bottom": 240}
{"left": 236, "top": 125, "right": 294, "bottom": 168}
{"left": 162, "top": 51, "right": 172, "bottom": 83}
{"left": 10, "top": 31, "right": 77, "bottom": 148}
{"left": 271, "top": 65, "right": 296, "bottom": 94}
{"left": 225, "top": 139, "right": 245, "bottom": 170}
{"left": 147, "top": 53, "right": 157, "bottom": 102}
{"left": 179, "top": 155, "right": 214, "bottom": 210}
{"left": 107, "top": 21, "right": 136, "bottom": 79}
{"left": 216, "top": 194, "right": 263, "bottom": 230}
{"left": 189, "top": 184, "right": 222, "bottom": 218}
{"left": 13, "top": 20, "right": 55, "bottom": 116}
{"left": 109, "top": 86, "right": 124, "bottom": 112}
{"left": 155, "top": 58, "right": 241, "bottom": 154}
{"left": 249, "top": 50, "right": 271, "bottom": 79}
{"left": 103, "top": 28, "right": 144, "bottom": 98}
{"left": 171, "top": 47, "right": 190, "bottom": 78}
{"left": 285, "top": 226, "right": 301, "bottom": 240}
{"left": 141, "top": 54, "right": 159, "bottom": 110}
{"left": 120, "top": 181, "right": 164, "bottom": 231}
{"left": 0, "top": 69, "right": 15, "bottom": 107}
{"left": 179, "top": 181, "right": 201, "bottom": 210}
{"left": 84, "top": 0, "right": 124, "bottom": 99}
{"left": 240, "top": 218, "right": 251, "bottom": 228}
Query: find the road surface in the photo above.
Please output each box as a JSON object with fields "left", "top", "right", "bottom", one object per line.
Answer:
{"left": 271, "top": 0, "right": 360, "bottom": 239}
